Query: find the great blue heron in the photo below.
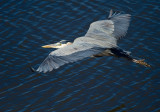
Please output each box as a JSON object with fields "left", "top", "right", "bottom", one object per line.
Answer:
{"left": 32, "top": 10, "right": 150, "bottom": 73}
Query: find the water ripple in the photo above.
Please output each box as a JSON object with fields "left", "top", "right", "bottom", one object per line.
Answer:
{"left": 0, "top": 0, "right": 159, "bottom": 111}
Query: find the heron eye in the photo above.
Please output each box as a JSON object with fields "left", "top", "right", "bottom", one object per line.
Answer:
{"left": 56, "top": 43, "right": 61, "bottom": 46}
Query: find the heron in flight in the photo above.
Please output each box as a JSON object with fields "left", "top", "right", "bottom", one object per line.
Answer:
{"left": 33, "top": 10, "right": 150, "bottom": 73}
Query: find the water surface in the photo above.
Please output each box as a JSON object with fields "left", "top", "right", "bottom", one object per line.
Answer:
{"left": 0, "top": 0, "right": 160, "bottom": 112}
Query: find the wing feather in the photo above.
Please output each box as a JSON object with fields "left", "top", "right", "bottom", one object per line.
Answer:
{"left": 36, "top": 43, "right": 105, "bottom": 73}
{"left": 85, "top": 10, "right": 131, "bottom": 39}
{"left": 109, "top": 12, "right": 131, "bottom": 39}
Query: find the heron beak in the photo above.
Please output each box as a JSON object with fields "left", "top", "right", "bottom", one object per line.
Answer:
{"left": 41, "top": 44, "right": 57, "bottom": 48}
{"left": 41, "top": 42, "right": 71, "bottom": 49}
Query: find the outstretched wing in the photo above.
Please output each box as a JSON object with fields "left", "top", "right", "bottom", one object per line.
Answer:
{"left": 85, "top": 10, "right": 131, "bottom": 39}
{"left": 36, "top": 43, "right": 105, "bottom": 73}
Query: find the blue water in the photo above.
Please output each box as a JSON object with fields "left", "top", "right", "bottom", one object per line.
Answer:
{"left": 0, "top": 0, "right": 160, "bottom": 112}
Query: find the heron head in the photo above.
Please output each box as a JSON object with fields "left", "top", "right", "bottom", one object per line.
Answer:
{"left": 42, "top": 40, "right": 72, "bottom": 48}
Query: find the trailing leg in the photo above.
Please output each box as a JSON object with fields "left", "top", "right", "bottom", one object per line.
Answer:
{"left": 99, "top": 48, "right": 151, "bottom": 67}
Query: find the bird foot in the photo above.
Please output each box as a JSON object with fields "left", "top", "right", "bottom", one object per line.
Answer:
{"left": 133, "top": 59, "right": 151, "bottom": 67}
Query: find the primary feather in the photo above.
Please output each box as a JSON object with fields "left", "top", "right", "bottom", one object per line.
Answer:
{"left": 85, "top": 10, "right": 131, "bottom": 39}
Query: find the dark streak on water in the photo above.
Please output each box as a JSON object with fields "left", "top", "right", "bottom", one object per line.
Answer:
{"left": 0, "top": 0, "right": 160, "bottom": 112}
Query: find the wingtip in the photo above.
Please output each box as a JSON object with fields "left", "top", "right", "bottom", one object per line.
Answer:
{"left": 108, "top": 9, "right": 113, "bottom": 18}
{"left": 30, "top": 67, "right": 36, "bottom": 72}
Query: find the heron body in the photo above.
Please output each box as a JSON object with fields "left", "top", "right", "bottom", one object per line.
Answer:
{"left": 34, "top": 10, "right": 150, "bottom": 73}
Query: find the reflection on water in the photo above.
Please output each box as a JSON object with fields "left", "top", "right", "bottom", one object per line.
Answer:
{"left": 0, "top": 0, "right": 160, "bottom": 111}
